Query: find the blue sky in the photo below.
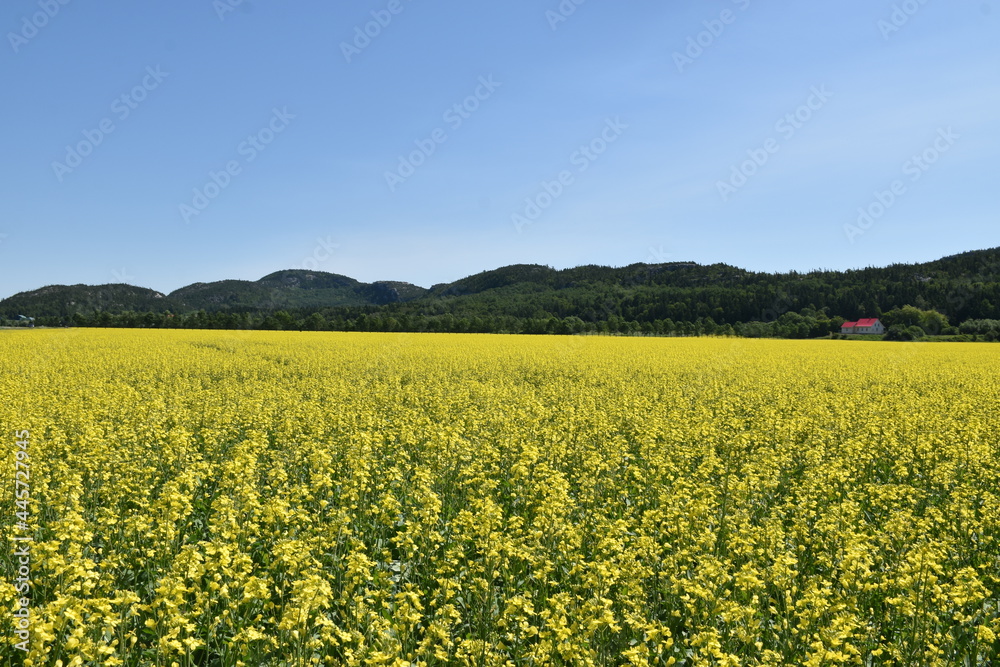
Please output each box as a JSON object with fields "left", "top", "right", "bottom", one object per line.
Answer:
{"left": 1, "top": 0, "right": 997, "bottom": 298}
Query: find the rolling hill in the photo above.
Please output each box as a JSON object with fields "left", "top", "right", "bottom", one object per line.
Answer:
{"left": 1, "top": 271, "right": 429, "bottom": 318}
{"left": 2, "top": 248, "right": 998, "bottom": 337}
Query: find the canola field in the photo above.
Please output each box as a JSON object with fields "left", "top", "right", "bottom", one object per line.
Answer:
{"left": 1, "top": 329, "right": 998, "bottom": 666}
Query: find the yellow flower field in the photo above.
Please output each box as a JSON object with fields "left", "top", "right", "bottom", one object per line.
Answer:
{"left": 1, "top": 329, "right": 998, "bottom": 666}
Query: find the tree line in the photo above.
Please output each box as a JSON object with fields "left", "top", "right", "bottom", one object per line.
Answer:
{"left": 5, "top": 248, "right": 999, "bottom": 340}
{"left": 19, "top": 305, "right": 998, "bottom": 341}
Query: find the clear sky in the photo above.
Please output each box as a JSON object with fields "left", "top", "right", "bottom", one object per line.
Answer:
{"left": 1, "top": 0, "right": 997, "bottom": 298}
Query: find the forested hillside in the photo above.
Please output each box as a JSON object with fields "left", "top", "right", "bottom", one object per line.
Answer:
{"left": 3, "top": 248, "right": 998, "bottom": 339}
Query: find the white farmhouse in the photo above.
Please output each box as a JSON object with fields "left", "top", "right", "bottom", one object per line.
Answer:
{"left": 841, "top": 318, "right": 886, "bottom": 335}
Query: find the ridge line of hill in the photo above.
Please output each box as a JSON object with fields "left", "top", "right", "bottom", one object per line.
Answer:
{"left": 2, "top": 248, "right": 998, "bottom": 339}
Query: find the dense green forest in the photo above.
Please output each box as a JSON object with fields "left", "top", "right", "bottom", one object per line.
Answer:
{"left": 3, "top": 248, "right": 999, "bottom": 340}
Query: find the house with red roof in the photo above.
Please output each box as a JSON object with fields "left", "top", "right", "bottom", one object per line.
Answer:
{"left": 841, "top": 318, "right": 885, "bottom": 335}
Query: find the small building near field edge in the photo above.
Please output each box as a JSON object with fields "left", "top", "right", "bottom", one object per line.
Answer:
{"left": 841, "top": 318, "right": 885, "bottom": 335}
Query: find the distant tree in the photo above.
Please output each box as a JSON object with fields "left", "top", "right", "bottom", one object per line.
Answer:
{"left": 272, "top": 310, "right": 295, "bottom": 330}
{"left": 563, "top": 316, "right": 585, "bottom": 334}
{"left": 884, "top": 324, "right": 913, "bottom": 341}
{"left": 921, "top": 310, "right": 949, "bottom": 336}
{"left": 882, "top": 305, "right": 949, "bottom": 336}
{"left": 303, "top": 312, "right": 326, "bottom": 331}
